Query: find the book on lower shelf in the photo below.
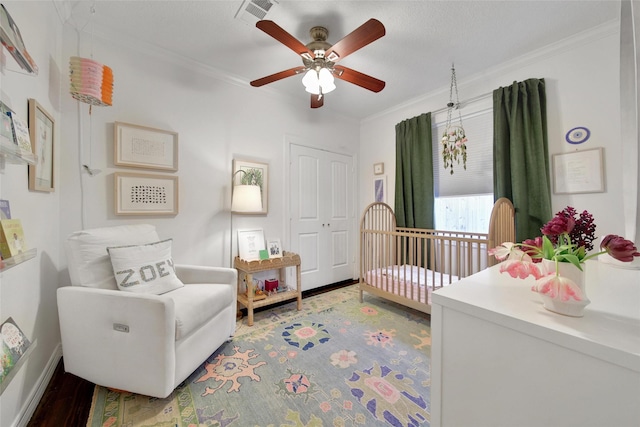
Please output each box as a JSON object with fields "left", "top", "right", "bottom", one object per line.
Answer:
{"left": 1, "top": 317, "right": 34, "bottom": 392}
{"left": 0, "top": 219, "right": 26, "bottom": 259}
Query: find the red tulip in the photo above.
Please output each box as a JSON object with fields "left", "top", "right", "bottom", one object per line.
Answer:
{"left": 601, "top": 235, "right": 640, "bottom": 262}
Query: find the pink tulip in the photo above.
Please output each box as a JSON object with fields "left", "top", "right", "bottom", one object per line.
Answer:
{"left": 499, "top": 258, "right": 545, "bottom": 280}
{"left": 532, "top": 275, "right": 585, "bottom": 302}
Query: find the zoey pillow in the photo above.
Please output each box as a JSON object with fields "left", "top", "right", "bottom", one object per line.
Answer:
{"left": 107, "top": 239, "right": 184, "bottom": 295}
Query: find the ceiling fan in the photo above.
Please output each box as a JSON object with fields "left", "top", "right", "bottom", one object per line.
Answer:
{"left": 250, "top": 19, "right": 386, "bottom": 108}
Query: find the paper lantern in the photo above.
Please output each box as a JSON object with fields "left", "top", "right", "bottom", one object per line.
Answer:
{"left": 69, "top": 56, "right": 113, "bottom": 106}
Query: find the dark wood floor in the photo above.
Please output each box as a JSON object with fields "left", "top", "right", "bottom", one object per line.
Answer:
{"left": 27, "top": 280, "right": 355, "bottom": 426}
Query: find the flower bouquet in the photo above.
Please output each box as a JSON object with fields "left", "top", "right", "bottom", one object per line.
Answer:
{"left": 489, "top": 206, "right": 640, "bottom": 316}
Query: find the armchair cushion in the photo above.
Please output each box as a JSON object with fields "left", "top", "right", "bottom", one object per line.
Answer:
{"left": 168, "top": 284, "right": 234, "bottom": 340}
{"left": 107, "top": 239, "right": 184, "bottom": 295}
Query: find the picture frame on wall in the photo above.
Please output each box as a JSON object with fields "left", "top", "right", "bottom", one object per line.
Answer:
{"left": 552, "top": 147, "right": 605, "bottom": 194}
{"left": 267, "top": 239, "right": 282, "bottom": 258}
{"left": 374, "top": 162, "right": 384, "bottom": 175}
{"left": 28, "top": 99, "right": 54, "bottom": 192}
{"left": 238, "top": 229, "right": 265, "bottom": 261}
{"left": 114, "top": 121, "right": 178, "bottom": 171}
{"left": 114, "top": 172, "right": 179, "bottom": 215}
{"left": 232, "top": 159, "right": 268, "bottom": 214}
{"left": 374, "top": 175, "right": 387, "bottom": 203}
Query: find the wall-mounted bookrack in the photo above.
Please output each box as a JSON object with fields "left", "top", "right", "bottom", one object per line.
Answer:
{"left": 0, "top": 248, "right": 37, "bottom": 272}
{"left": 0, "top": 133, "right": 36, "bottom": 166}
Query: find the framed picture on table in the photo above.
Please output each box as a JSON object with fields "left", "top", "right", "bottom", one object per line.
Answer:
{"left": 267, "top": 239, "right": 282, "bottom": 258}
{"left": 238, "top": 229, "right": 265, "bottom": 261}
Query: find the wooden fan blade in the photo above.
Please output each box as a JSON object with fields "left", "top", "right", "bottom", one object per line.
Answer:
{"left": 250, "top": 66, "right": 306, "bottom": 87}
{"left": 334, "top": 66, "right": 385, "bottom": 92}
{"left": 311, "top": 94, "right": 324, "bottom": 108}
{"left": 325, "top": 19, "right": 385, "bottom": 62}
{"left": 257, "top": 20, "right": 314, "bottom": 58}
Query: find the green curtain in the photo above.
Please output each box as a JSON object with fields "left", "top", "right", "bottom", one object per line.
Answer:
{"left": 493, "top": 78, "right": 552, "bottom": 241}
{"left": 394, "top": 113, "right": 434, "bottom": 229}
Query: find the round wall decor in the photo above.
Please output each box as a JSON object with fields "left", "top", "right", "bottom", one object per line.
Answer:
{"left": 565, "top": 126, "right": 590, "bottom": 144}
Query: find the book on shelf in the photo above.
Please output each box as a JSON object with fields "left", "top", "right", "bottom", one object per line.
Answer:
{"left": 0, "top": 219, "right": 26, "bottom": 259}
{"left": 6, "top": 111, "right": 32, "bottom": 155}
{"left": 0, "top": 200, "right": 10, "bottom": 220}
{"left": 0, "top": 4, "right": 37, "bottom": 74}
{"left": 1, "top": 101, "right": 14, "bottom": 143}
{"left": 1, "top": 317, "right": 33, "bottom": 386}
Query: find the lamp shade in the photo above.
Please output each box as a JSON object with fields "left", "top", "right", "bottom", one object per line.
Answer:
{"left": 231, "top": 185, "right": 262, "bottom": 213}
{"left": 69, "top": 56, "right": 114, "bottom": 106}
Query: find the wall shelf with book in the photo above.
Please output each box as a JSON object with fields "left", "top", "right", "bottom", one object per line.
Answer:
{"left": 0, "top": 248, "right": 37, "bottom": 272}
{"left": 0, "top": 134, "right": 36, "bottom": 165}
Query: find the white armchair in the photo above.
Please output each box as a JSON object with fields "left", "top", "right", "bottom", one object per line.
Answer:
{"left": 57, "top": 224, "right": 237, "bottom": 398}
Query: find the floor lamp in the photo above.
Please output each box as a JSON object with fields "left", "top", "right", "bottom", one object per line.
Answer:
{"left": 230, "top": 170, "right": 263, "bottom": 266}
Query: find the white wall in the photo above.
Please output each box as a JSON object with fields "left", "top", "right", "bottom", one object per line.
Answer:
{"left": 0, "top": 2, "right": 63, "bottom": 427}
{"left": 58, "top": 18, "right": 360, "bottom": 269}
{"left": 359, "top": 22, "right": 625, "bottom": 239}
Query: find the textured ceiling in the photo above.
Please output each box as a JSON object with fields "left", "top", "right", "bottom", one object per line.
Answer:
{"left": 63, "top": 0, "right": 620, "bottom": 120}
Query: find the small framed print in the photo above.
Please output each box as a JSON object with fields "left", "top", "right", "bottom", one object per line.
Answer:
{"left": 374, "top": 162, "right": 384, "bottom": 175}
{"left": 267, "top": 239, "right": 282, "bottom": 258}
{"left": 114, "top": 172, "right": 179, "bottom": 215}
{"left": 114, "top": 122, "right": 178, "bottom": 171}
{"left": 374, "top": 175, "right": 387, "bottom": 203}
{"left": 238, "top": 229, "right": 265, "bottom": 261}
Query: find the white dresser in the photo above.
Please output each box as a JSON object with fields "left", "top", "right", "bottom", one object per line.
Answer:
{"left": 431, "top": 260, "right": 640, "bottom": 427}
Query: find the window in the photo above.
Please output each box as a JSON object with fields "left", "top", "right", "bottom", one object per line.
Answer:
{"left": 432, "top": 106, "right": 494, "bottom": 233}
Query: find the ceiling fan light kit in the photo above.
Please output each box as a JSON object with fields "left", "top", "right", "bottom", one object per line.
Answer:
{"left": 250, "top": 18, "right": 386, "bottom": 108}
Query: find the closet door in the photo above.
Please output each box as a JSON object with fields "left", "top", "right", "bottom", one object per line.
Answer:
{"left": 290, "top": 144, "right": 354, "bottom": 291}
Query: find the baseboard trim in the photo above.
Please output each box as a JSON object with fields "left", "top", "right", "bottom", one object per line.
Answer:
{"left": 14, "top": 343, "right": 62, "bottom": 427}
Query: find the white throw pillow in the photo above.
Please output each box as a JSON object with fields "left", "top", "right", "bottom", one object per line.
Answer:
{"left": 66, "top": 224, "right": 161, "bottom": 289}
{"left": 107, "top": 239, "right": 184, "bottom": 295}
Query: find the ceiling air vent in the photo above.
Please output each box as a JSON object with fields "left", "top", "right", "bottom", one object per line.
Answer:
{"left": 235, "top": 0, "right": 279, "bottom": 25}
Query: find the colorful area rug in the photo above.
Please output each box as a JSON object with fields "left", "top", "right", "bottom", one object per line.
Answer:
{"left": 87, "top": 285, "right": 432, "bottom": 426}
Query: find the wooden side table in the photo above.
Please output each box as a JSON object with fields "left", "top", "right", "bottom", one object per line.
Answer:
{"left": 234, "top": 251, "right": 302, "bottom": 326}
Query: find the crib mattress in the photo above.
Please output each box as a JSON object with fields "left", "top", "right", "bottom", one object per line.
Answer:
{"left": 364, "top": 264, "right": 455, "bottom": 305}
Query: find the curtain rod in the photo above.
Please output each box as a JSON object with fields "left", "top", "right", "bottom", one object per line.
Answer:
{"left": 430, "top": 91, "right": 493, "bottom": 116}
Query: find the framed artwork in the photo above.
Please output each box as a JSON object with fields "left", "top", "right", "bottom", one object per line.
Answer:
{"left": 374, "top": 162, "right": 384, "bottom": 175}
{"left": 267, "top": 239, "right": 282, "bottom": 258}
{"left": 27, "top": 99, "right": 54, "bottom": 192}
{"left": 114, "top": 121, "right": 178, "bottom": 171}
{"left": 238, "top": 229, "right": 265, "bottom": 261}
{"left": 233, "top": 159, "right": 268, "bottom": 214}
{"left": 114, "top": 172, "right": 179, "bottom": 215}
{"left": 553, "top": 148, "right": 605, "bottom": 194}
{"left": 374, "top": 175, "right": 387, "bottom": 203}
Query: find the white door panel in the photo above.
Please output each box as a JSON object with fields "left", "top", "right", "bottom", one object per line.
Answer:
{"left": 290, "top": 144, "right": 354, "bottom": 290}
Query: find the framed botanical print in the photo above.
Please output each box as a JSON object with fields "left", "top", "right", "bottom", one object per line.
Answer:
{"left": 232, "top": 159, "right": 268, "bottom": 214}
{"left": 28, "top": 99, "right": 54, "bottom": 192}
